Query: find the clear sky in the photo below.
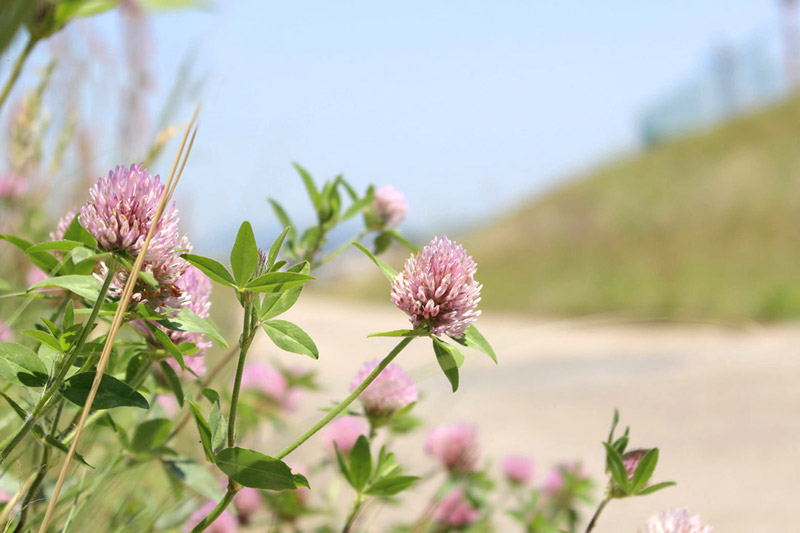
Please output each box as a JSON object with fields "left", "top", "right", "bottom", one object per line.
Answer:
{"left": 3, "top": 1, "right": 783, "bottom": 250}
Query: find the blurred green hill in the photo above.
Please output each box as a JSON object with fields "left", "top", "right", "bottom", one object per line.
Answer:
{"left": 465, "top": 94, "right": 800, "bottom": 321}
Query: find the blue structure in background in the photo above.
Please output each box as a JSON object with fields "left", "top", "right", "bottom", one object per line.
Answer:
{"left": 640, "top": 27, "right": 791, "bottom": 146}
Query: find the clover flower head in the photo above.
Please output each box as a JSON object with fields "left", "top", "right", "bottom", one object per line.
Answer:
{"left": 0, "top": 320, "right": 12, "bottom": 342}
{"left": 281, "top": 388, "right": 302, "bottom": 411}
{"left": 391, "top": 236, "right": 481, "bottom": 338}
{"left": 233, "top": 487, "right": 262, "bottom": 524}
{"left": 373, "top": 185, "right": 407, "bottom": 227}
{"left": 433, "top": 489, "right": 480, "bottom": 527}
{"left": 350, "top": 359, "right": 417, "bottom": 421}
{"left": 426, "top": 422, "right": 479, "bottom": 473}
{"left": 501, "top": 455, "right": 534, "bottom": 484}
{"left": 323, "top": 416, "right": 367, "bottom": 454}
{"left": 645, "top": 508, "right": 713, "bottom": 533}
{"left": 80, "top": 163, "right": 179, "bottom": 262}
{"left": 241, "top": 363, "right": 289, "bottom": 403}
{"left": 184, "top": 501, "right": 238, "bottom": 533}
{"left": 542, "top": 461, "right": 583, "bottom": 495}
{"left": 163, "top": 262, "right": 213, "bottom": 356}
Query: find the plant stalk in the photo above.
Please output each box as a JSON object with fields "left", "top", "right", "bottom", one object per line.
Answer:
{"left": 584, "top": 497, "right": 610, "bottom": 533}
{"left": 0, "top": 36, "right": 37, "bottom": 112}
{"left": 276, "top": 336, "right": 413, "bottom": 461}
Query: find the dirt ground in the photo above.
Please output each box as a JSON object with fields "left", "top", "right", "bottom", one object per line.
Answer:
{"left": 244, "top": 294, "right": 800, "bottom": 532}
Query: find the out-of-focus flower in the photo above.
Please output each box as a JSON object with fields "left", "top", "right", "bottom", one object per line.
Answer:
{"left": 0, "top": 173, "right": 26, "bottom": 200}
{"left": 541, "top": 461, "right": 584, "bottom": 495}
{"left": 51, "top": 208, "right": 77, "bottom": 242}
{"left": 323, "top": 416, "right": 367, "bottom": 454}
{"left": 426, "top": 422, "right": 479, "bottom": 473}
{"left": 156, "top": 395, "right": 180, "bottom": 417}
{"left": 241, "top": 363, "right": 289, "bottom": 403}
{"left": 372, "top": 185, "right": 407, "bottom": 228}
{"left": 622, "top": 448, "right": 649, "bottom": 479}
{"left": 281, "top": 388, "right": 302, "bottom": 411}
{"left": 26, "top": 266, "right": 47, "bottom": 286}
{"left": 184, "top": 501, "right": 238, "bottom": 533}
{"left": 433, "top": 489, "right": 480, "bottom": 527}
{"left": 501, "top": 455, "right": 534, "bottom": 484}
{"left": 80, "top": 163, "right": 179, "bottom": 262}
{"left": 0, "top": 488, "right": 9, "bottom": 502}
{"left": 167, "top": 355, "right": 206, "bottom": 380}
{"left": 391, "top": 236, "right": 481, "bottom": 338}
{"left": 0, "top": 320, "right": 12, "bottom": 342}
{"left": 233, "top": 487, "right": 262, "bottom": 525}
{"left": 350, "top": 359, "right": 417, "bottom": 424}
{"left": 645, "top": 508, "right": 713, "bottom": 533}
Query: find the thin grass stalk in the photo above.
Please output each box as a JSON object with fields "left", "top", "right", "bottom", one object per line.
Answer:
{"left": 37, "top": 105, "right": 199, "bottom": 533}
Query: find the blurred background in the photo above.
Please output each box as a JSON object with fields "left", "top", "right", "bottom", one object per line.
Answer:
{"left": 2, "top": 1, "right": 800, "bottom": 531}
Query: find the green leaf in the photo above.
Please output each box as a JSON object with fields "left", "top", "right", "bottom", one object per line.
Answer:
{"left": 61, "top": 372, "right": 149, "bottom": 410}
{"left": 262, "top": 320, "right": 318, "bottom": 359}
{"left": 215, "top": 447, "right": 307, "bottom": 491}
{"left": 1, "top": 234, "right": 59, "bottom": 273}
{"left": 181, "top": 254, "right": 236, "bottom": 288}
{"left": 131, "top": 418, "right": 172, "bottom": 452}
{"left": 267, "top": 199, "right": 296, "bottom": 245}
{"left": 268, "top": 227, "right": 291, "bottom": 268}
{"left": 245, "top": 272, "right": 314, "bottom": 292}
{"left": 62, "top": 213, "right": 97, "bottom": 248}
{"left": 607, "top": 409, "right": 620, "bottom": 444}
{"left": 29, "top": 274, "right": 100, "bottom": 301}
{"left": 25, "top": 240, "right": 88, "bottom": 254}
{"left": 373, "top": 231, "right": 392, "bottom": 255}
{"left": 160, "top": 308, "right": 227, "bottom": 348}
{"left": 367, "top": 329, "right": 427, "bottom": 338}
{"left": 163, "top": 458, "right": 225, "bottom": 501}
{"left": 159, "top": 361, "right": 184, "bottom": 407}
{"left": 206, "top": 392, "right": 226, "bottom": 454}
{"left": 341, "top": 188, "right": 375, "bottom": 221}
{"left": 365, "top": 476, "right": 419, "bottom": 497}
{"left": 451, "top": 325, "right": 497, "bottom": 364}
{"left": 352, "top": 242, "right": 397, "bottom": 282}
{"left": 635, "top": 481, "right": 676, "bottom": 495}
{"left": 188, "top": 400, "right": 216, "bottom": 463}
{"left": 293, "top": 163, "right": 321, "bottom": 210}
{"left": 630, "top": 448, "right": 659, "bottom": 493}
{"left": 64, "top": 300, "right": 75, "bottom": 329}
{"left": 603, "top": 442, "right": 629, "bottom": 494}
{"left": 334, "top": 443, "right": 353, "bottom": 485}
{"left": 349, "top": 435, "right": 372, "bottom": 492}
{"left": 147, "top": 323, "right": 184, "bottom": 369}
{"left": 23, "top": 329, "right": 64, "bottom": 352}
{"left": 259, "top": 285, "right": 304, "bottom": 321}
{"left": 44, "top": 435, "right": 93, "bottom": 468}
{"left": 230, "top": 221, "right": 259, "bottom": 287}
{"left": 0, "top": 342, "right": 48, "bottom": 387}
{"left": 431, "top": 338, "right": 463, "bottom": 393}
{"left": 388, "top": 230, "right": 417, "bottom": 252}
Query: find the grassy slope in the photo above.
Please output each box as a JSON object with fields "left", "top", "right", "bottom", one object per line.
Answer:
{"left": 465, "top": 95, "right": 800, "bottom": 321}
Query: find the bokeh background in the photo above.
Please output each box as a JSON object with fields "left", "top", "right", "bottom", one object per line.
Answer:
{"left": 2, "top": 1, "right": 800, "bottom": 531}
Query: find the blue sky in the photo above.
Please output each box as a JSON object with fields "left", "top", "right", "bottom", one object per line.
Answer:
{"left": 2, "top": 1, "right": 783, "bottom": 250}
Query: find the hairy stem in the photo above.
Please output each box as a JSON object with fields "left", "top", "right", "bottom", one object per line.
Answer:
{"left": 276, "top": 336, "right": 413, "bottom": 461}
{"left": 584, "top": 497, "right": 610, "bottom": 533}
{"left": 342, "top": 495, "right": 365, "bottom": 533}
{"left": 0, "top": 268, "right": 116, "bottom": 464}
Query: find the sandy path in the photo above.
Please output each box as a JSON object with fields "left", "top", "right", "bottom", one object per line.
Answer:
{"left": 243, "top": 295, "right": 800, "bottom": 532}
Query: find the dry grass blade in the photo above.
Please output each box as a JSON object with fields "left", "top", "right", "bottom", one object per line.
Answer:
{"left": 38, "top": 104, "right": 200, "bottom": 533}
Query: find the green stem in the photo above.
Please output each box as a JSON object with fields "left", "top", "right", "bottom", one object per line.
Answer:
{"left": 191, "top": 301, "right": 257, "bottom": 533}
{"left": 190, "top": 486, "right": 236, "bottom": 533}
{"left": 228, "top": 302, "right": 255, "bottom": 446}
{"left": 0, "top": 267, "right": 116, "bottom": 464}
{"left": 584, "top": 497, "right": 610, "bottom": 533}
{"left": 342, "top": 495, "right": 365, "bottom": 533}
{"left": 276, "top": 336, "right": 413, "bottom": 461}
{"left": 0, "top": 36, "right": 37, "bottom": 112}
